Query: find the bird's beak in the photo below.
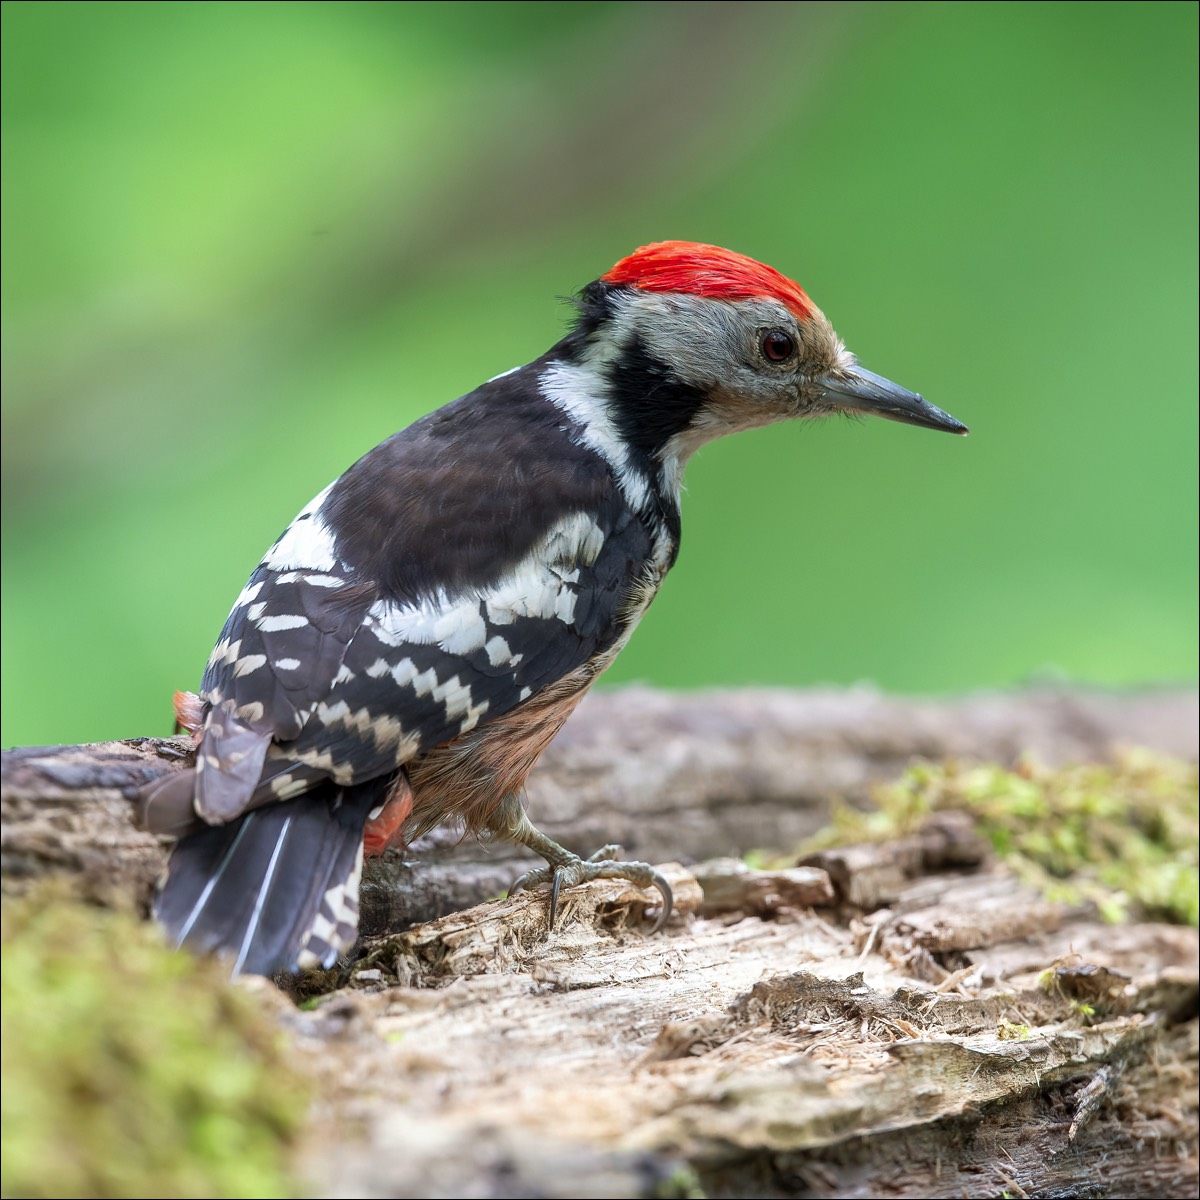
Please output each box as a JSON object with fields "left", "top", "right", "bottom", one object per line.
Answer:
{"left": 816, "top": 364, "right": 968, "bottom": 435}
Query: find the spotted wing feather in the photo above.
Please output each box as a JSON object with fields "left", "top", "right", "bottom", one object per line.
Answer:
{"left": 195, "top": 559, "right": 376, "bottom": 819}
{"left": 269, "top": 500, "right": 657, "bottom": 791}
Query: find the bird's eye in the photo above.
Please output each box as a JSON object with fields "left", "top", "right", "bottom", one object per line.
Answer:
{"left": 760, "top": 330, "right": 795, "bottom": 363}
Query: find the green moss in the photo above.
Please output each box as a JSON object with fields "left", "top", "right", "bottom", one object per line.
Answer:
{"left": 803, "top": 750, "right": 1198, "bottom": 926}
{"left": 654, "top": 1164, "right": 707, "bottom": 1199}
{"left": 1, "top": 893, "right": 308, "bottom": 1198}
{"left": 996, "top": 1021, "right": 1032, "bottom": 1040}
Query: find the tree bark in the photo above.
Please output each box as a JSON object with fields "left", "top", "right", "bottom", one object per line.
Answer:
{"left": 3, "top": 686, "right": 1196, "bottom": 1199}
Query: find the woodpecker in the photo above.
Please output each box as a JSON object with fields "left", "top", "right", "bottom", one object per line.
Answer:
{"left": 139, "top": 241, "right": 967, "bottom": 976}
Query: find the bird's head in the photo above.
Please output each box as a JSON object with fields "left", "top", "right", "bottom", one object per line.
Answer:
{"left": 568, "top": 241, "right": 966, "bottom": 465}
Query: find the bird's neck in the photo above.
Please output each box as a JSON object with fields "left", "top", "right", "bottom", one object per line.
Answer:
{"left": 538, "top": 348, "right": 690, "bottom": 539}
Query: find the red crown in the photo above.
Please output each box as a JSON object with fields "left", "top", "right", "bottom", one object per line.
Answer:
{"left": 602, "top": 241, "right": 812, "bottom": 320}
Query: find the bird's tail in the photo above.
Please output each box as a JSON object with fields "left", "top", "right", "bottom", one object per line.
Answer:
{"left": 154, "top": 779, "right": 386, "bottom": 977}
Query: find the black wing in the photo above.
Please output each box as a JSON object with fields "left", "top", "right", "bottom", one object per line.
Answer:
{"left": 193, "top": 362, "right": 661, "bottom": 822}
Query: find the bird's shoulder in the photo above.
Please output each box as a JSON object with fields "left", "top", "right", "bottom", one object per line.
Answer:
{"left": 323, "top": 360, "right": 626, "bottom": 602}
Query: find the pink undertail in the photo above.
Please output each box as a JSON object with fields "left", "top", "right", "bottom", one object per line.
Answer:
{"left": 362, "top": 776, "right": 414, "bottom": 857}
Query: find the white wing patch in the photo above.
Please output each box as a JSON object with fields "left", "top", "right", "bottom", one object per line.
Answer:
{"left": 366, "top": 510, "right": 605, "bottom": 644}
{"left": 263, "top": 483, "right": 338, "bottom": 572}
{"left": 365, "top": 599, "right": 488, "bottom": 654}
{"left": 320, "top": 507, "right": 611, "bottom": 763}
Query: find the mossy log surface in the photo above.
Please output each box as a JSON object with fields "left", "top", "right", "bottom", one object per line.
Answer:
{"left": 2, "top": 685, "right": 1197, "bottom": 1199}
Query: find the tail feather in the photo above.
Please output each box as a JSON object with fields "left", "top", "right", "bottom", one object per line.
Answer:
{"left": 155, "top": 781, "right": 383, "bottom": 976}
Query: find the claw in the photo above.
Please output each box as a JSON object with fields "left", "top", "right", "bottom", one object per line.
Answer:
{"left": 648, "top": 870, "right": 674, "bottom": 933}
{"left": 504, "top": 855, "right": 673, "bottom": 935}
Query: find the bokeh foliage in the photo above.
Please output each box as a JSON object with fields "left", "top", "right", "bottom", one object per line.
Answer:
{"left": 2, "top": 1, "right": 1197, "bottom": 746}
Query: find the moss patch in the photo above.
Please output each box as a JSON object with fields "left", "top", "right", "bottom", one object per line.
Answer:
{"left": 1, "top": 892, "right": 308, "bottom": 1198}
{"left": 801, "top": 750, "right": 1198, "bottom": 925}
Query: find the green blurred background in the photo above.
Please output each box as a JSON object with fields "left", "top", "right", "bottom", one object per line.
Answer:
{"left": 2, "top": 1, "right": 1196, "bottom": 748}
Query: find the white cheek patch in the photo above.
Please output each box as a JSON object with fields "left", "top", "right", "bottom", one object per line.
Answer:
{"left": 539, "top": 361, "right": 651, "bottom": 514}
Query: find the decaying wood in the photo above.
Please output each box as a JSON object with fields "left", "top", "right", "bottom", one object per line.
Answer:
{"left": 279, "top": 857, "right": 1197, "bottom": 1199}
{"left": 3, "top": 685, "right": 1197, "bottom": 931}
{"left": 692, "top": 857, "right": 835, "bottom": 915}
{"left": 3, "top": 685, "right": 1197, "bottom": 1198}
{"left": 1, "top": 737, "right": 185, "bottom": 911}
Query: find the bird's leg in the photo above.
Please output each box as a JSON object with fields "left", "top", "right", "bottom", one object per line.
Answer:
{"left": 488, "top": 795, "right": 673, "bottom": 933}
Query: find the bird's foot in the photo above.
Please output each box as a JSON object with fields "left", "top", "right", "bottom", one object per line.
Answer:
{"left": 509, "top": 844, "right": 673, "bottom": 933}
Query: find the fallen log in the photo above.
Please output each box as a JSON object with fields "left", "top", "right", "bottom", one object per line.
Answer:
{"left": 3, "top": 686, "right": 1196, "bottom": 1198}
{"left": 3, "top": 685, "right": 1196, "bottom": 930}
